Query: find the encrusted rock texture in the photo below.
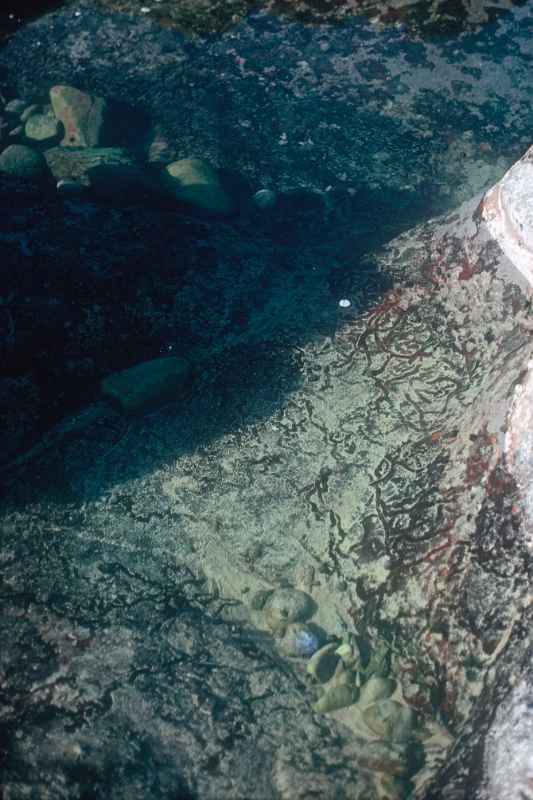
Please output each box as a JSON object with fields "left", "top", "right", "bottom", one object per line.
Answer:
{"left": 0, "top": 558, "right": 365, "bottom": 799}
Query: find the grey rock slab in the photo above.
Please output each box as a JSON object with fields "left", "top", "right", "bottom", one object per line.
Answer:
{"left": 278, "top": 623, "right": 323, "bottom": 658}
{"left": 44, "top": 145, "right": 146, "bottom": 193}
{"left": 55, "top": 178, "right": 86, "bottom": 194}
{"left": 253, "top": 188, "right": 277, "bottom": 210}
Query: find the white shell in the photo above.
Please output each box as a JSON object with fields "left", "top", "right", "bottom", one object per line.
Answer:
{"left": 253, "top": 188, "right": 277, "bottom": 210}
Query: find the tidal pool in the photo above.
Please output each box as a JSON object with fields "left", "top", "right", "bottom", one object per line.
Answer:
{"left": 1, "top": 2, "right": 533, "bottom": 798}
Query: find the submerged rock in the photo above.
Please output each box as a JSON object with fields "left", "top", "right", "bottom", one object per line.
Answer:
{"left": 4, "top": 98, "right": 28, "bottom": 115}
{"left": 313, "top": 684, "right": 358, "bottom": 714}
{"left": 44, "top": 145, "right": 145, "bottom": 194}
{"left": 0, "top": 560, "right": 368, "bottom": 800}
{"left": 307, "top": 643, "right": 341, "bottom": 683}
{"left": 278, "top": 622, "right": 322, "bottom": 658}
{"left": 0, "top": 143, "right": 49, "bottom": 179}
{"left": 55, "top": 178, "right": 86, "bottom": 195}
{"left": 358, "top": 676, "right": 396, "bottom": 707}
{"left": 263, "top": 587, "right": 315, "bottom": 632}
{"left": 25, "top": 107, "right": 61, "bottom": 144}
{"left": 101, "top": 356, "right": 192, "bottom": 414}
{"left": 19, "top": 103, "right": 40, "bottom": 123}
{"left": 50, "top": 84, "right": 107, "bottom": 148}
{"left": 162, "top": 157, "right": 234, "bottom": 214}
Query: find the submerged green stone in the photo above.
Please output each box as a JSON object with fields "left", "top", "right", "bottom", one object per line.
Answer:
{"left": 25, "top": 109, "right": 61, "bottom": 144}
{"left": 44, "top": 146, "right": 144, "bottom": 193}
{"left": 101, "top": 357, "right": 192, "bottom": 415}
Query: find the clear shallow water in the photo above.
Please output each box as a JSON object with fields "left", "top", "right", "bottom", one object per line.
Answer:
{"left": 1, "top": 2, "right": 533, "bottom": 798}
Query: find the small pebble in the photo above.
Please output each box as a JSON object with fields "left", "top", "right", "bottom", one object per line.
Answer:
{"left": 279, "top": 623, "right": 321, "bottom": 658}
{"left": 339, "top": 299, "right": 351, "bottom": 308}
{"left": 25, "top": 110, "right": 61, "bottom": 144}
{"left": 0, "top": 144, "right": 49, "bottom": 179}
{"left": 56, "top": 179, "right": 85, "bottom": 195}
{"left": 4, "top": 99, "right": 27, "bottom": 115}
{"left": 307, "top": 643, "right": 340, "bottom": 683}
{"left": 263, "top": 587, "right": 314, "bottom": 631}
{"left": 253, "top": 188, "right": 277, "bottom": 210}
{"left": 20, "top": 104, "right": 40, "bottom": 123}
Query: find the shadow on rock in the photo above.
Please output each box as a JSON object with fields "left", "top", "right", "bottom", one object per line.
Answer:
{"left": 1, "top": 166, "right": 437, "bottom": 496}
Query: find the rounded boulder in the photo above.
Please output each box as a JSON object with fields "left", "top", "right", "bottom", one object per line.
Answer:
{"left": 163, "top": 157, "right": 234, "bottom": 214}
{"left": 0, "top": 144, "right": 49, "bottom": 179}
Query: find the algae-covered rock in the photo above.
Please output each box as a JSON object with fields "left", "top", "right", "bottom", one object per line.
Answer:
{"left": 50, "top": 84, "right": 107, "bottom": 148}
{"left": 25, "top": 108, "right": 61, "bottom": 144}
{"left": 19, "top": 104, "right": 40, "bottom": 123}
{"left": 44, "top": 146, "right": 145, "bottom": 194}
{"left": 101, "top": 356, "right": 192, "bottom": 414}
{"left": 163, "top": 157, "right": 234, "bottom": 214}
{"left": 249, "top": 588, "right": 274, "bottom": 611}
{"left": 263, "top": 587, "right": 315, "bottom": 632}
{"left": 362, "top": 700, "right": 415, "bottom": 743}
{"left": 0, "top": 144, "right": 49, "bottom": 179}
{"left": 307, "top": 642, "right": 341, "bottom": 683}
{"left": 4, "top": 98, "right": 27, "bottom": 115}
{"left": 313, "top": 684, "right": 357, "bottom": 714}
{"left": 358, "top": 676, "right": 396, "bottom": 708}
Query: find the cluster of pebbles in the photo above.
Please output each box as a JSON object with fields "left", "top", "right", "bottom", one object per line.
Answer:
{"left": 0, "top": 82, "right": 284, "bottom": 213}
{"left": 247, "top": 583, "right": 440, "bottom": 798}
